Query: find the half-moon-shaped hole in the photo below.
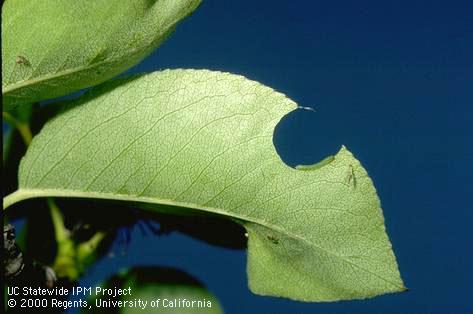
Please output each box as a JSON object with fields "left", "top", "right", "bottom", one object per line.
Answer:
{"left": 273, "top": 107, "right": 346, "bottom": 168}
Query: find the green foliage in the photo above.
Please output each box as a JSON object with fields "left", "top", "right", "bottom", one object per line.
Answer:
{"left": 2, "top": 0, "right": 405, "bottom": 308}
{"left": 2, "top": 0, "right": 201, "bottom": 109}
{"left": 86, "top": 267, "right": 223, "bottom": 314}
{"left": 5, "top": 70, "right": 404, "bottom": 301}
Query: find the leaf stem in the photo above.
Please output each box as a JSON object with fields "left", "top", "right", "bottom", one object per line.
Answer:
{"left": 48, "top": 199, "right": 79, "bottom": 280}
{"left": 2, "top": 111, "right": 32, "bottom": 146}
{"left": 48, "top": 198, "right": 69, "bottom": 243}
{"left": 3, "top": 190, "right": 27, "bottom": 210}
{"left": 77, "top": 231, "right": 106, "bottom": 269}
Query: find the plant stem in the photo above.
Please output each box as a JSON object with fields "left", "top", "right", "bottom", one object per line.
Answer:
{"left": 2, "top": 111, "right": 32, "bottom": 146}
{"left": 77, "top": 231, "right": 106, "bottom": 269}
{"left": 48, "top": 199, "right": 69, "bottom": 243}
{"left": 48, "top": 198, "right": 79, "bottom": 280}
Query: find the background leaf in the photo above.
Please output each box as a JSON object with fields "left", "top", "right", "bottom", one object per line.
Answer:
{"left": 84, "top": 266, "right": 224, "bottom": 314}
{"left": 7, "top": 69, "right": 405, "bottom": 301}
{"left": 1, "top": 0, "right": 201, "bottom": 109}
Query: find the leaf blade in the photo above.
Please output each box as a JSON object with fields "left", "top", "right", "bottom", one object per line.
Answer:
{"left": 85, "top": 267, "right": 224, "bottom": 314}
{"left": 1, "top": 0, "right": 201, "bottom": 109}
{"left": 9, "top": 69, "right": 404, "bottom": 301}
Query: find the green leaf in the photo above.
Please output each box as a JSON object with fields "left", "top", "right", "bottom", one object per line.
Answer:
{"left": 85, "top": 267, "right": 224, "bottom": 314}
{"left": 1, "top": 0, "right": 201, "bottom": 110}
{"left": 5, "top": 69, "right": 405, "bottom": 301}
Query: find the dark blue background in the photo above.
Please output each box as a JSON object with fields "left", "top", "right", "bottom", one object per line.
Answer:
{"left": 73, "top": 1, "right": 472, "bottom": 313}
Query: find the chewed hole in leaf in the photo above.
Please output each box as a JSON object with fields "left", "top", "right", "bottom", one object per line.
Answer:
{"left": 273, "top": 106, "right": 346, "bottom": 169}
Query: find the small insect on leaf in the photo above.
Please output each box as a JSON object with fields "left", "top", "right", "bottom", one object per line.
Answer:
{"left": 267, "top": 235, "right": 279, "bottom": 244}
{"left": 346, "top": 164, "right": 357, "bottom": 188}
{"left": 16, "top": 55, "right": 31, "bottom": 66}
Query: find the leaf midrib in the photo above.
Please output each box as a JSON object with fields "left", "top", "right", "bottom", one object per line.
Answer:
{"left": 1, "top": 10, "right": 188, "bottom": 96}
{"left": 3, "top": 188, "right": 403, "bottom": 289}
{"left": 2, "top": 37, "right": 151, "bottom": 95}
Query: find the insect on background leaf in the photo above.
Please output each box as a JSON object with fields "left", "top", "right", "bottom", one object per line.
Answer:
{"left": 1, "top": 0, "right": 202, "bottom": 109}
